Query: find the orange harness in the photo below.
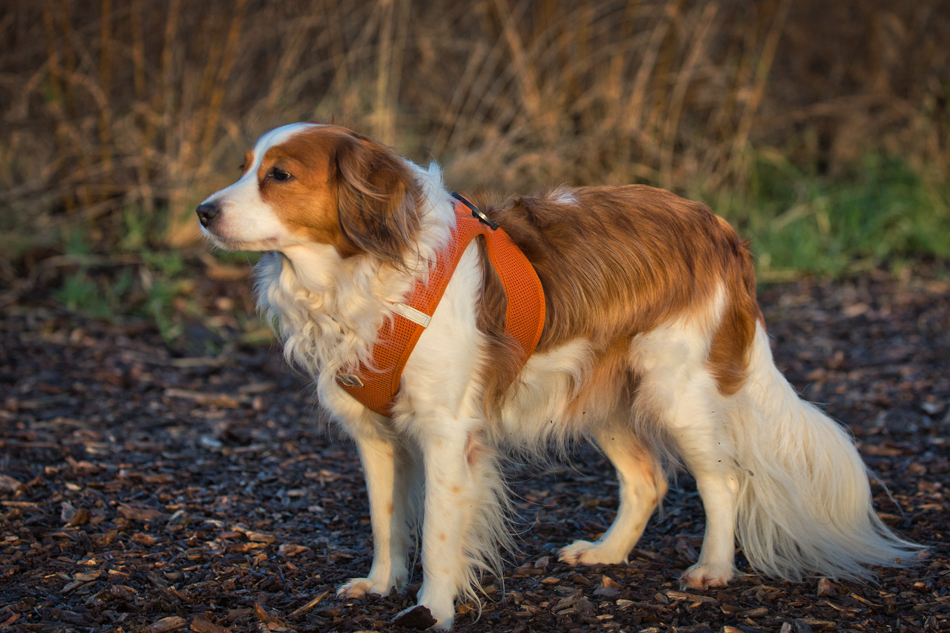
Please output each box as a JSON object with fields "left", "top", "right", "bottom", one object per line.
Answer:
{"left": 337, "top": 194, "right": 546, "bottom": 416}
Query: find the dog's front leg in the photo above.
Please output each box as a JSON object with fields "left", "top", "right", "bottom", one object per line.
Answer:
{"left": 401, "top": 423, "right": 494, "bottom": 630}
{"left": 338, "top": 432, "right": 413, "bottom": 598}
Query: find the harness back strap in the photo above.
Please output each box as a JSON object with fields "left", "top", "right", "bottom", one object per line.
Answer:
{"left": 337, "top": 195, "right": 546, "bottom": 416}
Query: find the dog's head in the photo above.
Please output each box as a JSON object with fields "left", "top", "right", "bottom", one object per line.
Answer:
{"left": 197, "top": 124, "right": 422, "bottom": 267}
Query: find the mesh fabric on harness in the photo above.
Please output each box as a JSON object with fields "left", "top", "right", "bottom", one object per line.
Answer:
{"left": 336, "top": 195, "right": 546, "bottom": 416}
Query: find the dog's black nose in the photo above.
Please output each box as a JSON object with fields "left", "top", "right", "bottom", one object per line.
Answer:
{"left": 196, "top": 202, "right": 220, "bottom": 227}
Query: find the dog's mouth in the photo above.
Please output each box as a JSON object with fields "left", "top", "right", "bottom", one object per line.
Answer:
{"left": 200, "top": 227, "right": 279, "bottom": 253}
{"left": 199, "top": 226, "right": 237, "bottom": 251}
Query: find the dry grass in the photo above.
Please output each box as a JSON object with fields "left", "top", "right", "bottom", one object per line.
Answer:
{"left": 1, "top": 0, "right": 948, "bottom": 258}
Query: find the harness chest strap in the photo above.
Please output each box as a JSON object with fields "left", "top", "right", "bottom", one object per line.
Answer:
{"left": 337, "top": 196, "right": 546, "bottom": 416}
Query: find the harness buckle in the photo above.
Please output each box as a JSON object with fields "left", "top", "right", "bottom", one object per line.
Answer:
{"left": 451, "top": 192, "right": 499, "bottom": 230}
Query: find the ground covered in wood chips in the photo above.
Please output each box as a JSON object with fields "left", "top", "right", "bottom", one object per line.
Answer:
{"left": 1, "top": 271, "right": 948, "bottom": 633}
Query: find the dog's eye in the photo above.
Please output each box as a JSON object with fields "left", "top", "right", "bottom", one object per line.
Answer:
{"left": 239, "top": 162, "right": 246, "bottom": 172}
{"left": 270, "top": 167, "right": 292, "bottom": 182}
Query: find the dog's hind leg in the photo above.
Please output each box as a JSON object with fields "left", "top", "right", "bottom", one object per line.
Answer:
{"left": 631, "top": 315, "right": 741, "bottom": 589}
{"left": 658, "top": 382, "right": 740, "bottom": 589}
{"left": 338, "top": 433, "right": 415, "bottom": 598}
{"left": 676, "top": 442, "right": 740, "bottom": 588}
{"left": 559, "top": 426, "right": 666, "bottom": 566}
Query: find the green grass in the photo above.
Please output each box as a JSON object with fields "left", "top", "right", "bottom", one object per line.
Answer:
{"left": 51, "top": 226, "right": 201, "bottom": 342}
{"left": 708, "top": 153, "right": 950, "bottom": 280}
{"left": 52, "top": 260, "right": 187, "bottom": 338}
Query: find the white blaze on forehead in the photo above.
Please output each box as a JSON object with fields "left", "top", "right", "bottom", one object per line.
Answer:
{"left": 201, "top": 122, "right": 320, "bottom": 204}
{"left": 249, "top": 122, "right": 321, "bottom": 171}
{"left": 199, "top": 122, "right": 322, "bottom": 249}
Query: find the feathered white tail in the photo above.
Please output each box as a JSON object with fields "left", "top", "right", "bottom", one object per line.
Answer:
{"left": 730, "top": 324, "right": 920, "bottom": 581}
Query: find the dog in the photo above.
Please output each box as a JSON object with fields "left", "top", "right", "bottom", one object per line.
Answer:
{"left": 197, "top": 123, "right": 916, "bottom": 630}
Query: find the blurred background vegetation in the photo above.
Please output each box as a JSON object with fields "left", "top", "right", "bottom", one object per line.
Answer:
{"left": 1, "top": 0, "right": 948, "bottom": 342}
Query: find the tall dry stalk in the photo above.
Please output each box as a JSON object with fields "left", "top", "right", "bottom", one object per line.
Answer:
{"left": 660, "top": 2, "right": 718, "bottom": 188}
{"left": 97, "top": 0, "right": 113, "bottom": 198}
{"left": 374, "top": 0, "right": 396, "bottom": 144}
{"left": 493, "top": 0, "right": 543, "bottom": 124}
{"left": 625, "top": 0, "right": 681, "bottom": 136}
{"left": 727, "top": 0, "right": 791, "bottom": 183}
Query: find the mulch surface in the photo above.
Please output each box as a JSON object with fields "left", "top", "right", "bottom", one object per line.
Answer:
{"left": 1, "top": 270, "right": 948, "bottom": 632}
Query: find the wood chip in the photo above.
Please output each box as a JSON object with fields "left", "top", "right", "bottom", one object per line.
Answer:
{"left": 289, "top": 590, "right": 328, "bottom": 618}
{"left": 0, "top": 474, "right": 24, "bottom": 492}
{"left": 667, "top": 590, "right": 718, "bottom": 604}
{"left": 132, "top": 533, "right": 157, "bottom": 546}
{"left": 117, "top": 503, "right": 165, "bottom": 522}
{"left": 593, "top": 575, "right": 622, "bottom": 597}
{"left": 190, "top": 617, "right": 229, "bottom": 633}
{"left": 3, "top": 275, "right": 948, "bottom": 633}
{"left": 145, "top": 616, "right": 187, "bottom": 632}
{"left": 246, "top": 531, "right": 276, "bottom": 544}
{"left": 164, "top": 388, "right": 240, "bottom": 408}
{"left": 277, "top": 543, "right": 309, "bottom": 557}
{"left": 816, "top": 577, "right": 837, "bottom": 596}
{"left": 742, "top": 606, "right": 769, "bottom": 618}
{"left": 110, "top": 584, "right": 138, "bottom": 600}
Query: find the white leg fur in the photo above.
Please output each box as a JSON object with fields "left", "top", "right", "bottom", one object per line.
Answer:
{"left": 338, "top": 433, "right": 414, "bottom": 598}
{"left": 559, "top": 427, "right": 666, "bottom": 565}
{"left": 658, "top": 378, "right": 740, "bottom": 588}
{"left": 411, "top": 424, "right": 473, "bottom": 629}
{"left": 679, "top": 448, "right": 740, "bottom": 588}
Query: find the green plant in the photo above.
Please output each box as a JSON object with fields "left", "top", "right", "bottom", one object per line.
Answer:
{"left": 710, "top": 152, "right": 950, "bottom": 279}
{"left": 55, "top": 272, "right": 107, "bottom": 317}
{"left": 142, "top": 250, "right": 185, "bottom": 278}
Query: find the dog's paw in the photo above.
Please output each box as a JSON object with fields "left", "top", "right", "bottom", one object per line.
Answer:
{"left": 337, "top": 577, "right": 391, "bottom": 599}
{"left": 395, "top": 603, "right": 453, "bottom": 631}
{"left": 558, "top": 540, "right": 626, "bottom": 566}
{"left": 680, "top": 562, "right": 733, "bottom": 590}
{"left": 393, "top": 604, "right": 438, "bottom": 630}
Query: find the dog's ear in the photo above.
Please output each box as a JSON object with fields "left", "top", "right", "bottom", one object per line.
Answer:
{"left": 330, "top": 134, "right": 422, "bottom": 268}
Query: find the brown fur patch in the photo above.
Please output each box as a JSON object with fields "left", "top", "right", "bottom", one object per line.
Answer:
{"left": 707, "top": 217, "right": 760, "bottom": 395}
{"left": 474, "top": 185, "right": 761, "bottom": 401}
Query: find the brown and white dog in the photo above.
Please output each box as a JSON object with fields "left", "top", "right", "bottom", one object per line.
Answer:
{"left": 197, "top": 123, "right": 915, "bottom": 630}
